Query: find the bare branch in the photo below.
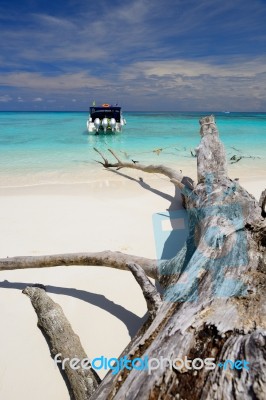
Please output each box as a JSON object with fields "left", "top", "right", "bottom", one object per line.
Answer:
{"left": 23, "top": 286, "right": 101, "bottom": 400}
{"left": 230, "top": 154, "right": 261, "bottom": 164}
{"left": 170, "top": 178, "right": 185, "bottom": 191}
{"left": 93, "top": 147, "right": 108, "bottom": 165}
{"left": 94, "top": 148, "right": 188, "bottom": 187}
{"left": 108, "top": 148, "right": 122, "bottom": 163}
{"left": 0, "top": 251, "right": 158, "bottom": 279}
{"left": 259, "top": 188, "right": 266, "bottom": 218}
{"left": 190, "top": 148, "right": 196, "bottom": 157}
{"left": 127, "top": 263, "right": 162, "bottom": 319}
{"left": 230, "top": 155, "right": 242, "bottom": 164}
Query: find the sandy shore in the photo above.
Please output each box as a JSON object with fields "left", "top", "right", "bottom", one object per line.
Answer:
{"left": 0, "top": 170, "right": 265, "bottom": 400}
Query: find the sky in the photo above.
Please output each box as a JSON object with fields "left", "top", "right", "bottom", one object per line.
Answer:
{"left": 0, "top": 0, "right": 266, "bottom": 111}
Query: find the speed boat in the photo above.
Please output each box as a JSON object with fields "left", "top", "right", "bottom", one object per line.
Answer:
{"left": 87, "top": 103, "right": 126, "bottom": 134}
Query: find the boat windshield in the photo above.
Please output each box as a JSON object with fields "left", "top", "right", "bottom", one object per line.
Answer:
{"left": 90, "top": 107, "right": 121, "bottom": 122}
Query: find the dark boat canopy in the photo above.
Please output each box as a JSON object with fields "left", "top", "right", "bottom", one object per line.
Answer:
{"left": 89, "top": 106, "right": 121, "bottom": 122}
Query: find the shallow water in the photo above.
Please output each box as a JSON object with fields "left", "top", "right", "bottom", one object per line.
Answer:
{"left": 0, "top": 111, "right": 265, "bottom": 187}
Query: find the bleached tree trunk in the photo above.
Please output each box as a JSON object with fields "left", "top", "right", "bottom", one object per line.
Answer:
{"left": 0, "top": 116, "right": 265, "bottom": 399}
{"left": 89, "top": 116, "right": 266, "bottom": 400}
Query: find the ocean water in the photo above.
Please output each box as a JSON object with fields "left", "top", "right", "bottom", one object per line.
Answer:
{"left": 0, "top": 111, "right": 265, "bottom": 187}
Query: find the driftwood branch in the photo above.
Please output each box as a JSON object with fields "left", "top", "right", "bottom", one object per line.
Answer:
{"left": 22, "top": 286, "right": 100, "bottom": 400}
{"left": 93, "top": 147, "right": 109, "bottom": 164}
{"left": 259, "top": 188, "right": 266, "bottom": 217}
{"left": 230, "top": 154, "right": 261, "bottom": 164}
{"left": 93, "top": 147, "right": 193, "bottom": 189}
{"left": 108, "top": 148, "right": 122, "bottom": 163}
{"left": 127, "top": 262, "right": 162, "bottom": 319}
{"left": 0, "top": 250, "right": 158, "bottom": 279}
{"left": 170, "top": 177, "right": 185, "bottom": 191}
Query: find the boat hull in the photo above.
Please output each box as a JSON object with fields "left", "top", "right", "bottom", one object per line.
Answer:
{"left": 87, "top": 105, "right": 126, "bottom": 134}
{"left": 87, "top": 119, "right": 126, "bottom": 134}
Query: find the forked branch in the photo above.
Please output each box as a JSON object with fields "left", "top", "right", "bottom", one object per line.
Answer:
{"left": 94, "top": 148, "right": 191, "bottom": 189}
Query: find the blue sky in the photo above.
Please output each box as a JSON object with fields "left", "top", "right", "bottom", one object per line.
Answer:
{"left": 0, "top": 0, "right": 266, "bottom": 111}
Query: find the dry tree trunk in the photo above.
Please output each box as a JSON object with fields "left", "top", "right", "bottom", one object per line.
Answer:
{"left": 0, "top": 115, "right": 265, "bottom": 399}
{"left": 89, "top": 115, "right": 266, "bottom": 400}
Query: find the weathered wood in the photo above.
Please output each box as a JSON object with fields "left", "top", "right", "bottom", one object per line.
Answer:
{"left": 23, "top": 286, "right": 101, "bottom": 400}
{"left": 89, "top": 116, "right": 266, "bottom": 400}
{"left": 259, "top": 188, "right": 266, "bottom": 217}
{"left": 196, "top": 114, "right": 227, "bottom": 182}
{"left": 0, "top": 250, "right": 158, "bottom": 279}
{"left": 93, "top": 147, "right": 192, "bottom": 189}
{"left": 127, "top": 262, "right": 162, "bottom": 319}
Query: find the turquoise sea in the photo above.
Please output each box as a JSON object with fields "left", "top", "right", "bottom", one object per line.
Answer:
{"left": 0, "top": 111, "right": 265, "bottom": 187}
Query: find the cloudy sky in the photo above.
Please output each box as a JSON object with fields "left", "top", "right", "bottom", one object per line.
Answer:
{"left": 0, "top": 0, "right": 265, "bottom": 111}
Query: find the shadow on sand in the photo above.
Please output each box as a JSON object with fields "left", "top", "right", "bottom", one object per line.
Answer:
{"left": 0, "top": 171, "right": 187, "bottom": 340}
{"left": 0, "top": 280, "right": 147, "bottom": 339}
{"left": 106, "top": 169, "right": 188, "bottom": 259}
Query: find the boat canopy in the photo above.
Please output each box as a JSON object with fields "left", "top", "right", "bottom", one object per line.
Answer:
{"left": 89, "top": 106, "right": 121, "bottom": 122}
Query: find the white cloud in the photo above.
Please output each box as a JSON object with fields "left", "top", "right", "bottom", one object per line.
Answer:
{"left": 114, "top": 0, "right": 149, "bottom": 24}
{"left": 0, "top": 72, "right": 105, "bottom": 91}
{"left": 118, "top": 56, "right": 266, "bottom": 103}
{"left": 0, "top": 95, "right": 12, "bottom": 102}
{"left": 122, "top": 57, "right": 266, "bottom": 80}
{"left": 31, "top": 13, "right": 75, "bottom": 29}
{"left": 0, "top": 1, "right": 166, "bottom": 67}
{"left": 1, "top": 55, "right": 265, "bottom": 110}
{"left": 1, "top": 0, "right": 266, "bottom": 71}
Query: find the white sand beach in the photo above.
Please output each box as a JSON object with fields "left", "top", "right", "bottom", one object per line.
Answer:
{"left": 0, "top": 169, "right": 265, "bottom": 400}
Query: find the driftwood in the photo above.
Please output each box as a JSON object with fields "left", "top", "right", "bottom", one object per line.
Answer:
{"left": 88, "top": 115, "right": 266, "bottom": 400}
{"left": 126, "top": 262, "right": 162, "bottom": 320}
{"left": 93, "top": 147, "right": 188, "bottom": 191}
{"left": 259, "top": 189, "right": 266, "bottom": 218}
{"left": 1, "top": 115, "right": 265, "bottom": 399}
{"left": 22, "top": 286, "right": 101, "bottom": 400}
{"left": 230, "top": 154, "right": 261, "bottom": 164}
{"left": 0, "top": 251, "right": 157, "bottom": 279}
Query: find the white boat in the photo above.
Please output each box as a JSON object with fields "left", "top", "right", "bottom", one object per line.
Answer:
{"left": 87, "top": 103, "right": 126, "bottom": 134}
